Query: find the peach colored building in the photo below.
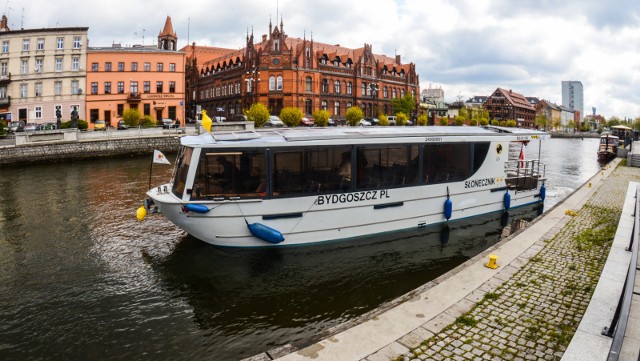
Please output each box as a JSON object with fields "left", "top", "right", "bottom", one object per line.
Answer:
{"left": 85, "top": 17, "right": 185, "bottom": 129}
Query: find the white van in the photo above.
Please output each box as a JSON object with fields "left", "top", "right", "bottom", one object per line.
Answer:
{"left": 387, "top": 116, "right": 397, "bottom": 125}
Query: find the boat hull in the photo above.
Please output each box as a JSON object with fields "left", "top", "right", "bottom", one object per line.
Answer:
{"left": 148, "top": 182, "right": 542, "bottom": 248}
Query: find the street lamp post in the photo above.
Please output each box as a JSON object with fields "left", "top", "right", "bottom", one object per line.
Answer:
{"left": 245, "top": 69, "right": 260, "bottom": 109}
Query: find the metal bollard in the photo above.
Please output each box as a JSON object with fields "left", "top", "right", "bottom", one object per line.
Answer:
{"left": 485, "top": 254, "right": 499, "bottom": 269}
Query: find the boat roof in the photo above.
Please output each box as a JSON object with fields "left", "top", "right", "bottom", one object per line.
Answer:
{"left": 181, "top": 126, "right": 549, "bottom": 147}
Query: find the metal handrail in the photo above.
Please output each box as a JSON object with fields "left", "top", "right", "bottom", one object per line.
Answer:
{"left": 603, "top": 186, "right": 639, "bottom": 360}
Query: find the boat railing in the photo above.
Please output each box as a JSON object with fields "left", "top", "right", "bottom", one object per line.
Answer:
{"left": 504, "top": 159, "right": 546, "bottom": 192}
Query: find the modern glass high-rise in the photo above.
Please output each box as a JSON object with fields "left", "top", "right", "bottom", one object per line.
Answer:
{"left": 561, "top": 81, "right": 583, "bottom": 120}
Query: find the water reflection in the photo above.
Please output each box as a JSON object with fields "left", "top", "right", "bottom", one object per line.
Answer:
{"left": 151, "top": 205, "right": 542, "bottom": 359}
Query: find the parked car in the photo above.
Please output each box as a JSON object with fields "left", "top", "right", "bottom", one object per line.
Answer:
{"left": 24, "top": 123, "right": 37, "bottom": 132}
{"left": 94, "top": 119, "right": 107, "bottom": 131}
{"left": 117, "top": 120, "right": 129, "bottom": 130}
{"left": 7, "top": 121, "right": 25, "bottom": 133}
{"left": 387, "top": 116, "right": 397, "bottom": 125}
{"left": 358, "top": 118, "right": 372, "bottom": 126}
{"left": 213, "top": 116, "right": 226, "bottom": 123}
{"left": 231, "top": 114, "right": 247, "bottom": 122}
{"left": 364, "top": 117, "right": 379, "bottom": 126}
{"left": 327, "top": 118, "right": 338, "bottom": 126}
{"left": 301, "top": 117, "right": 315, "bottom": 126}
{"left": 161, "top": 118, "right": 180, "bottom": 129}
{"left": 264, "top": 115, "right": 284, "bottom": 127}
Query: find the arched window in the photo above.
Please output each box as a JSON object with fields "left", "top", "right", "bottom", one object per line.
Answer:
{"left": 347, "top": 81, "right": 352, "bottom": 95}
{"left": 276, "top": 76, "right": 283, "bottom": 91}
{"left": 383, "top": 86, "right": 388, "bottom": 98}
{"left": 392, "top": 88, "right": 397, "bottom": 98}
{"left": 361, "top": 83, "right": 366, "bottom": 96}
{"left": 306, "top": 77, "right": 312, "bottom": 92}
{"left": 400, "top": 89, "right": 404, "bottom": 98}
{"left": 322, "top": 79, "right": 329, "bottom": 93}
{"left": 334, "top": 101, "right": 340, "bottom": 116}
{"left": 269, "top": 76, "right": 275, "bottom": 91}
{"left": 321, "top": 100, "right": 327, "bottom": 110}
{"left": 334, "top": 80, "right": 341, "bottom": 94}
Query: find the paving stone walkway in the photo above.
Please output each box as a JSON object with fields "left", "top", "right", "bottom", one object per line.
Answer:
{"left": 394, "top": 165, "right": 640, "bottom": 361}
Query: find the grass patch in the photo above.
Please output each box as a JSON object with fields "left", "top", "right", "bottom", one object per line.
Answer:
{"left": 455, "top": 315, "right": 478, "bottom": 327}
{"left": 484, "top": 292, "right": 500, "bottom": 300}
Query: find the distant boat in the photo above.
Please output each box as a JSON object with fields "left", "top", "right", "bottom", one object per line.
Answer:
{"left": 597, "top": 133, "right": 619, "bottom": 162}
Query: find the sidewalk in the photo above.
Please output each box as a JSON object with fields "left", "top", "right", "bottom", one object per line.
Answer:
{"left": 259, "top": 159, "right": 640, "bottom": 361}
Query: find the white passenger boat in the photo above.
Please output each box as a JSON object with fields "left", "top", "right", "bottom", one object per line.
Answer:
{"left": 143, "top": 126, "right": 548, "bottom": 247}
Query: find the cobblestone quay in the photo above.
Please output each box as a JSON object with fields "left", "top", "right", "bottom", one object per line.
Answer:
{"left": 393, "top": 162, "right": 640, "bottom": 361}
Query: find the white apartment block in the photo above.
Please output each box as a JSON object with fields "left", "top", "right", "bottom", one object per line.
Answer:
{"left": 0, "top": 24, "right": 88, "bottom": 124}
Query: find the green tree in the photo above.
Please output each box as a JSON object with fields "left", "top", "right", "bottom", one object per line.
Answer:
{"left": 122, "top": 108, "right": 142, "bottom": 126}
{"left": 438, "top": 117, "right": 449, "bottom": 126}
{"left": 378, "top": 114, "right": 389, "bottom": 126}
{"left": 390, "top": 94, "right": 416, "bottom": 116}
{"left": 346, "top": 106, "right": 364, "bottom": 126}
{"left": 246, "top": 103, "right": 270, "bottom": 127}
{"left": 313, "top": 109, "right": 330, "bottom": 127}
{"left": 633, "top": 117, "right": 640, "bottom": 132}
{"left": 0, "top": 120, "right": 6, "bottom": 136}
{"left": 417, "top": 113, "right": 428, "bottom": 126}
{"left": 140, "top": 115, "right": 155, "bottom": 127}
{"left": 491, "top": 119, "right": 500, "bottom": 126}
{"left": 479, "top": 118, "right": 489, "bottom": 126}
{"left": 535, "top": 115, "right": 548, "bottom": 130}
{"left": 280, "top": 107, "right": 303, "bottom": 127}
{"left": 567, "top": 120, "right": 576, "bottom": 132}
{"left": 396, "top": 112, "right": 408, "bottom": 126}
{"left": 506, "top": 119, "right": 517, "bottom": 127}
{"left": 453, "top": 115, "right": 465, "bottom": 126}
{"left": 60, "top": 120, "right": 88, "bottom": 130}
{"left": 552, "top": 119, "right": 562, "bottom": 131}
{"left": 459, "top": 107, "right": 470, "bottom": 122}
{"left": 469, "top": 118, "right": 478, "bottom": 126}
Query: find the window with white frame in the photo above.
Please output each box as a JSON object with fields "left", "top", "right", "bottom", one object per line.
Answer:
{"left": 305, "top": 77, "right": 312, "bottom": 92}
{"left": 0, "top": 86, "right": 6, "bottom": 98}
{"left": 130, "top": 81, "right": 138, "bottom": 94}
{"left": 117, "top": 81, "right": 124, "bottom": 93}
{"left": 269, "top": 76, "right": 275, "bottom": 91}
{"left": 334, "top": 80, "right": 341, "bottom": 94}
{"left": 55, "top": 58, "right": 62, "bottom": 72}
{"left": 347, "top": 81, "right": 352, "bottom": 95}
{"left": 37, "top": 38, "right": 44, "bottom": 51}
{"left": 57, "top": 37, "right": 64, "bottom": 49}
{"left": 91, "top": 63, "right": 98, "bottom": 71}
{"left": 104, "top": 82, "right": 111, "bottom": 94}
{"left": 157, "top": 63, "right": 163, "bottom": 72}
{"left": 169, "top": 81, "right": 175, "bottom": 93}
{"left": 1, "top": 40, "right": 8, "bottom": 53}
{"left": 1, "top": 61, "right": 7, "bottom": 76}
{"left": 22, "top": 39, "right": 29, "bottom": 51}
{"left": 276, "top": 76, "right": 283, "bottom": 91}
{"left": 72, "top": 57, "right": 79, "bottom": 71}
{"left": 392, "top": 88, "right": 396, "bottom": 98}
{"left": 383, "top": 86, "right": 388, "bottom": 98}
{"left": 35, "top": 58, "right": 43, "bottom": 73}
{"left": 91, "top": 82, "right": 98, "bottom": 94}
{"left": 35, "top": 82, "right": 42, "bottom": 97}
{"left": 131, "top": 62, "right": 138, "bottom": 71}
{"left": 143, "top": 81, "right": 150, "bottom": 93}
{"left": 20, "top": 59, "right": 28, "bottom": 74}
{"left": 71, "top": 80, "right": 79, "bottom": 95}
{"left": 169, "top": 63, "right": 175, "bottom": 72}
{"left": 54, "top": 81, "right": 62, "bottom": 95}
{"left": 334, "top": 101, "right": 340, "bottom": 116}
{"left": 73, "top": 36, "right": 81, "bottom": 49}
{"left": 35, "top": 106, "right": 42, "bottom": 119}
{"left": 144, "top": 62, "right": 150, "bottom": 71}
{"left": 321, "top": 100, "right": 327, "bottom": 110}
{"left": 20, "top": 83, "right": 27, "bottom": 97}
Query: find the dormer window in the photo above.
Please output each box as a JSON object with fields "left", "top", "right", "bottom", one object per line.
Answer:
{"left": 334, "top": 59, "right": 339, "bottom": 66}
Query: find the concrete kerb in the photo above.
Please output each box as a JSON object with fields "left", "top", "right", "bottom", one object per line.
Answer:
{"left": 250, "top": 160, "right": 621, "bottom": 361}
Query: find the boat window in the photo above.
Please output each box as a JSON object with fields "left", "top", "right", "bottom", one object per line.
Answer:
{"left": 356, "top": 145, "right": 419, "bottom": 190}
{"left": 423, "top": 143, "right": 472, "bottom": 184}
{"left": 172, "top": 146, "right": 193, "bottom": 198}
{"left": 272, "top": 146, "right": 351, "bottom": 196}
{"left": 191, "top": 148, "right": 266, "bottom": 199}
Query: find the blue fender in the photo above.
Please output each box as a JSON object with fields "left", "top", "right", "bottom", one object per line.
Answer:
{"left": 248, "top": 223, "right": 285, "bottom": 244}
{"left": 540, "top": 184, "right": 546, "bottom": 201}
{"left": 503, "top": 191, "right": 511, "bottom": 210}
{"left": 184, "top": 203, "right": 210, "bottom": 213}
{"left": 444, "top": 197, "right": 453, "bottom": 220}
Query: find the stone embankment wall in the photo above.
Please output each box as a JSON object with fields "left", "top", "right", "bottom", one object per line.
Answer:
{"left": 0, "top": 136, "right": 181, "bottom": 166}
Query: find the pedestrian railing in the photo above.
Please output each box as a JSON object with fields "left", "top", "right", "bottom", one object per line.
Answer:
{"left": 602, "top": 185, "right": 639, "bottom": 360}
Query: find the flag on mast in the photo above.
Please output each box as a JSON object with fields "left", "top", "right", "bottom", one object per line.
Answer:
{"left": 153, "top": 150, "right": 171, "bottom": 165}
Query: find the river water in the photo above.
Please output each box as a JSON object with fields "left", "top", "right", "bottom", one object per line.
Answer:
{"left": 0, "top": 137, "right": 601, "bottom": 360}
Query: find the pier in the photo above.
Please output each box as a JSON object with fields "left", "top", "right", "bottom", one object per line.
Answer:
{"left": 246, "top": 158, "right": 640, "bottom": 361}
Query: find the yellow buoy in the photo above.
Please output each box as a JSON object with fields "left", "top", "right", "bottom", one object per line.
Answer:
{"left": 136, "top": 206, "right": 147, "bottom": 221}
{"left": 485, "top": 254, "right": 499, "bottom": 269}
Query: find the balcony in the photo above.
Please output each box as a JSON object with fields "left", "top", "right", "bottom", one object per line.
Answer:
{"left": 0, "top": 73, "right": 11, "bottom": 85}
{"left": 127, "top": 92, "right": 141, "bottom": 103}
{"left": 0, "top": 96, "right": 10, "bottom": 109}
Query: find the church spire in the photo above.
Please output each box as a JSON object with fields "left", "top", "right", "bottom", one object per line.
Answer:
{"left": 158, "top": 16, "right": 178, "bottom": 51}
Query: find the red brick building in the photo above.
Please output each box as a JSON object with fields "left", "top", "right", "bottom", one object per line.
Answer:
{"left": 484, "top": 88, "right": 536, "bottom": 128}
{"left": 184, "top": 20, "right": 420, "bottom": 122}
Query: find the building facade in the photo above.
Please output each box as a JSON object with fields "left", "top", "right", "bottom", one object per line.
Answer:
{"left": 483, "top": 88, "right": 536, "bottom": 128}
{"left": 85, "top": 17, "right": 185, "bottom": 128}
{"left": 185, "top": 21, "right": 420, "bottom": 122}
{"left": 561, "top": 80, "right": 583, "bottom": 122}
{"left": 0, "top": 18, "right": 88, "bottom": 124}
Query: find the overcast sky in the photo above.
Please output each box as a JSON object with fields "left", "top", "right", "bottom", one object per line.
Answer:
{"left": 8, "top": 0, "right": 640, "bottom": 119}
